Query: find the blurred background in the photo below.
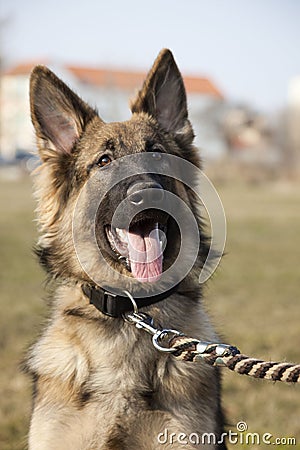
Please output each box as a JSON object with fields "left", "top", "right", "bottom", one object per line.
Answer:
{"left": 0, "top": 1, "right": 299, "bottom": 449}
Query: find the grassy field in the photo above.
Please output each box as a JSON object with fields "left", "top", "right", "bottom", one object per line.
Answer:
{"left": 0, "top": 176, "right": 299, "bottom": 449}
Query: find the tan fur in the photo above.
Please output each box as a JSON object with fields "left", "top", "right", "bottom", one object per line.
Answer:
{"left": 27, "top": 285, "right": 222, "bottom": 449}
{"left": 26, "top": 49, "right": 226, "bottom": 449}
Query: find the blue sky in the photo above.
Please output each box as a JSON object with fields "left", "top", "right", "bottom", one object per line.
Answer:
{"left": 1, "top": 0, "right": 300, "bottom": 112}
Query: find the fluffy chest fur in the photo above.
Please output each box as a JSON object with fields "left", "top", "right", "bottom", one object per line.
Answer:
{"left": 26, "top": 286, "right": 223, "bottom": 449}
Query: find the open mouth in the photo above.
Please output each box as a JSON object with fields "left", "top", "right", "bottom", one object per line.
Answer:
{"left": 105, "top": 219, "right": 167, "bottom": 283}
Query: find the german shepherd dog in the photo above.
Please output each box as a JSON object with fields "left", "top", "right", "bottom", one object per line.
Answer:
{"left": 26, "top": 49, "right": 227, "bottom": 449}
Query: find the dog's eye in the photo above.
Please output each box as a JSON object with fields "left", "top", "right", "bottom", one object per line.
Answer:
{"left": 97, "top": 154, "right": 112, "bottom": 167}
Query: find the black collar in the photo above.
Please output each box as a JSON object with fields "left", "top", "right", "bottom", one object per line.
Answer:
{"left": 82, "top": 283, "right": 179, "bottom": 318}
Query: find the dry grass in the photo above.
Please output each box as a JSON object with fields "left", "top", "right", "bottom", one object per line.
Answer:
{"left": 208, "top": 180, "right": 300, "bottom": 449}
{"left": 0, "top": 176, "right": 299, "bottom": 449}
{"left": 0, "top": 178, "right": 44, "bottom": 450}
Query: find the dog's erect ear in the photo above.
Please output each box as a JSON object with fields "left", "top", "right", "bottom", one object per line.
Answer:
{"left": 131, "top": 49, "right": 194, "bottom": 143}
{"left": 30, "top": 66, "right": 98, "bottom": 156}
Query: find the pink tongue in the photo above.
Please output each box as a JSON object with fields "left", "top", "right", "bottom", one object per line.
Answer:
{"left": 127, "top": 224, "right": 163, "bottom": 282}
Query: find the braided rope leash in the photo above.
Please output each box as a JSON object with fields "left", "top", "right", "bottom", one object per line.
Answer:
{"left": 125, "top": 311, "right": 300, "bottom": 384}
{"left": 168, "top": 336, "right": 300, "bottom": 383}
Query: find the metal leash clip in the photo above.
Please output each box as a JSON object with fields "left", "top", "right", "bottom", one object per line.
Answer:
{"left": 196, "top": 342, "right": 236, "bottom": 357}
{"left": 127, "top": 312, "right": 183, "bottom": 353}
{"left": 123, "top": 291, "right": 183, "bottom": 353}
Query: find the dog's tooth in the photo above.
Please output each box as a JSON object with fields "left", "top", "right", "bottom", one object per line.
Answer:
{"left": 107, "top": 227, "right": 114, "bottom": 239}
{"left": 116, "top": 227, "right": 128, "bottom": 242}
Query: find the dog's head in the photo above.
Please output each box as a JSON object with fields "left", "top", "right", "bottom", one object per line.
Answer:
{"left": 30, "top": 49, "right": 205, "bottom": 293}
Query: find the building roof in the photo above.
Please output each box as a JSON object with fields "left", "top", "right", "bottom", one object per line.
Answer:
{"left": 4, "top": 61, "right": 49, "bottom": 76}
{"left": 4, "top": 61, "right": 223, "bottom": 98}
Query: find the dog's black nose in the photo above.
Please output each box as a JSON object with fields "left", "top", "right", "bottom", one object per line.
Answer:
{"left": 127, "top": 182, "right": 164, "bottom": 206}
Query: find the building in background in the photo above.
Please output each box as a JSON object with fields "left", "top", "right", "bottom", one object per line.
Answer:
{"left": 0, "top": 65, "right": 33, "bottom": 160}
{"left": 0, "top": 61, "right": 224, "bottom": 161}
